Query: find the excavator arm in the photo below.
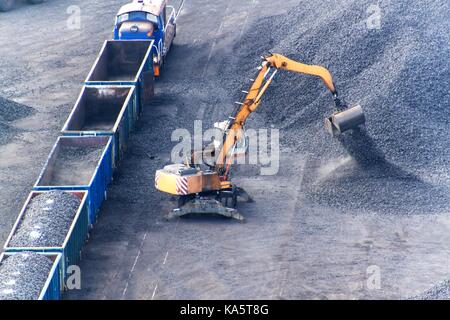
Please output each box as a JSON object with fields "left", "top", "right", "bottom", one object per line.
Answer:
{"left": 214, "top": 54, "right": 365, "bottom": 177}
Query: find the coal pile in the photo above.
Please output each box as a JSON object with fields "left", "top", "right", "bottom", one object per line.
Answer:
{"left": 48, "top": 146, "right": 104, "bottom": 186}
{"left": 409, "top": 280, "right": 450, "bottom": 300}
{"left": 8, "top": 191, "right": 81, "bottom": 248}
{"left": 0, "top": 252, "right": 54, "bottom": 300}
{"left": 0, "top": 96, "right": 34, "bottom": 145}
{"left": 223, "top": 0, "right": 450, "bottom": 214}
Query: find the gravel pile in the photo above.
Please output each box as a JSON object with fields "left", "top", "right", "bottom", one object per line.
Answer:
{"left": 0, "top": 252, "right": 54, "bottom": 300}
{"left": 46, "top": 145, "right": 104, "bottom": 186}
{"left": 8, "top": 191, "right": 81, "bottom": 248}
{"left": 0, "top": 122, "right": 16, "bottom": 145}
{"left": 409, "top": 280, "right": 450, "bottom": 300}
{"left": 0, "top": 96, "right": 34, "bottom": 122}
{"left": 0, "top": 96, "right": 34, "bottom": 145}
{"left": 222, "top": 0, "right": 450, "bottom": 214}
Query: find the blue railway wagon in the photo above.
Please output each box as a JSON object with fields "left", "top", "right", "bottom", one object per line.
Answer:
{"left": 33, "top": 136, "right": 113, "bottom": 225}
{"left": 0, "top": 252, "right": 63, "bottom": 300}
{"left": 61, "top": 85, "right": 135, "bottom": 171}
{"left": 3, "top": 191, "right": 89, "bottom": 286}
{"left": 85, "top": 40, "right": 155, "bottom": 126}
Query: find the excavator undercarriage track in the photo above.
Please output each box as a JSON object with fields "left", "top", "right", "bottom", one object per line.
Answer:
{"left": 167, "top": 187, "right": 254, "bottom": 222}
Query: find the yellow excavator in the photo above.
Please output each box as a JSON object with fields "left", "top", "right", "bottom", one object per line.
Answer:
{"left": 155, "top": 54, "right": 365, "bottom": 220}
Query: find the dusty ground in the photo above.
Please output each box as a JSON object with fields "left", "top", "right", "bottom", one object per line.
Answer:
{"left": 0, "top": 0, "right": 122, "bottom": 245}
{"left": 0, "top": 0, "right": 449, "bottom": 300}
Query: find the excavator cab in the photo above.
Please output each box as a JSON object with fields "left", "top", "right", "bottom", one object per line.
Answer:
{"left": 234, "top": 133, "right": 249, "bottom": 159}
{"left": 213, "top": 121, "right": 248, "bottom": 159}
